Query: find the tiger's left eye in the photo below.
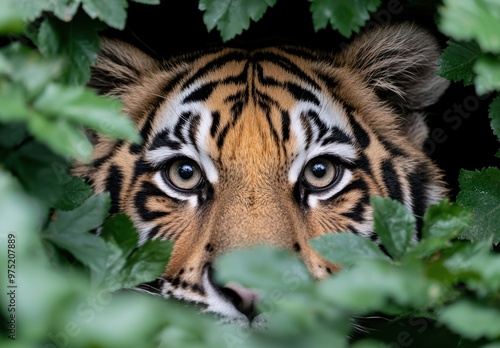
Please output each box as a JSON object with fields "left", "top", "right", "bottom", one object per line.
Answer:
{"left": 164, "top": 158, "right": 204, "bottom": 191}
{"left": 302, "top": 157, "right": 339, "bottom": 189}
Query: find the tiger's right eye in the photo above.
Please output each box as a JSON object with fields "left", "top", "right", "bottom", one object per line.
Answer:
{"left": 164, "top": 158, "right": 204, "bottom": 191}
{"left": 301, "top": 157, "right": 340, "bottom": 190}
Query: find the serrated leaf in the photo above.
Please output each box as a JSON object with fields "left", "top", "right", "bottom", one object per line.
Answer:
{"left": 97, "top": 214, "right": 172, "bottom": 291}
{"left": 27, "top": 114, "right": 93, "bottom": 161}
{"left": 438, "top": 40, "right": 481, "bottom": 86}
{"left": 119, "top": 239, "right": 172, "bottom": 289}
{"left": 489, "top": 95, "right": 500, "bottom": 144}
{"left": 81, "top": 0, "right": 128, "bottom": 30}
{"left": 318, "top": 260, "right": 436, "bottom": 314}
{"left": 54, "top": 176, "right": 93, "bottom": 211}
{"left": 457, "top": 168, "right": 500, "bottom": 244}
{"left": 439, "top": 0, "right": 500, "bottom": 54}
{"left": 199, "top": 0, "right": 277, "bottom": 42}
{"left": 371, "top": 197, "right": 415, "bottom": 260}
{"left": 43, "top": 194, "right": 110, "bottom": 274}
{"left": 34, "top": 83, "right": 140, "bottom": 144}
{"left": 422, "top": 200, "right": 472, "bottom": 240}
{"left": 474, "top": 56, "right": 500, "bottom": 95}
{"left": 310, "top": 232, "right": 390, "bottom": 266}
{"left": 37, "top": 14, "right": 103, "bottom": 85}
{"left": 439, "top": 300, "right": 500, "bottom": 340}
{"left": 310, "top": 0, "right": 381, "bottom": 38}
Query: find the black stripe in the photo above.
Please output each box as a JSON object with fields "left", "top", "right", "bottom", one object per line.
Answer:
{"left": 149, "top": 129, "right": 182, "bottom": 151}
{"left": 253, "top": 51, "right": 321, "bottom": 90}
{"left": 93, "top": 140, "right": 123, "bottom": 168}
{"left": 315, "top": 72, "right": 371, "bottom": 149}
{"left": 381, "top": 160, "right": 403, "bottom": 203}
{"left": 183, "top": 82, "right": 217, "bottom": 103}
{"left": 259, "top": 100, "right": 280, "bottom": 147}
{"left": 181, "top": 51, "right": 247, "bottom": 90}
{"left": 305, "top": 110, "right": 328, "bottom": 139}
{"left": 173, "top": 112, "right": 193, "bottom": 143}
{"left": 341, "top": 200, "right": 367, "bottom": 223}
{"left": 210, "top": 111, "right": 221, "bottom": 137}
{"left": 216, "top": 124, "right": 230, "bottom": 149}
{"left": 105, "top": 165, "right": 124, "bottom": 214}
{"left": 188, "top": 115, "right": 201, "bottom": 152}
{"left": 130, "top": 96, "right": 165, "bottom": 154}
{"left": 321, "top": 128, "right": 352, "bottom": 145}
{"left": 147, "top": 225, "right": 162, "bottom": 240}
{"left": 134, "top": 182, "right": 170, "bottom": 221}
{"left": 131, "top": 158, "right": 153, "bottom": 182}
{"left": 286, "top": 83, "right": 320, "bottom": 105}
{"left": 300, "top": 113, "right": 313, "bottom": 149}
{"left": 281, "top": 110, "right": 290, "bottom": 141}
{"left": 408, "top": 168, "right": 428, "bottom": 239}
{"left": 325, "top": 179, "right": 369, "bottom": 204}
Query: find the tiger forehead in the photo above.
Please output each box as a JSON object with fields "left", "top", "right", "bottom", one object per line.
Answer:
{"left": 145, "top": 47, "right": 358, "bottom": 182}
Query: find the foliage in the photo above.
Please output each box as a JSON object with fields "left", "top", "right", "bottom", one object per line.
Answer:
{"left": 0, "top": 1, "right": 499, "bottom": 348}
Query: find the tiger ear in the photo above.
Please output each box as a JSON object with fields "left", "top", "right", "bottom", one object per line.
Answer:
{"left": 336, "top": 23, "right": 449, "bottom": 113}
{"left": 89, "top": 38, "right": 159, "bottom": 97}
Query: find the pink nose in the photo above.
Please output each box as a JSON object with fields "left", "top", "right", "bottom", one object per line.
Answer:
{"left": 221, "top": 282, "right": 261, "bottom": 320}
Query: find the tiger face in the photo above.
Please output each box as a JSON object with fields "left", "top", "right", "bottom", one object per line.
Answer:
{"left": 74, "top": 24, "right": 448, "bottom": 324}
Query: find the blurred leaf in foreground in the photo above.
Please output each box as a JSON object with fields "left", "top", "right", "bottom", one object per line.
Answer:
{"left": 457, "top": 168, "right": 500, "bottom": 244}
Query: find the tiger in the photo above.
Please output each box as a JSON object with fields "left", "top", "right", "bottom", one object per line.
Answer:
{"left": 73, "top": 23, "right": 449, "bottom": 325}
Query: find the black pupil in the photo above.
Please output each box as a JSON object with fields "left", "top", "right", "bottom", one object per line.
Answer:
{"left": 311, "top": 162, "right": 327, "bottom": 178}
{"left": 178, "top": 164, "right": 194, "bottom": 180}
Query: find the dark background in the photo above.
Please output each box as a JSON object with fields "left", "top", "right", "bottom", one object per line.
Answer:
{"left": 108, "top": 0, "right": 500, "bottom": 199}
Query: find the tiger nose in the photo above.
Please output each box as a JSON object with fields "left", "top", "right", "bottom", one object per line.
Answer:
{"left": 210, "top": 196, "right": 298, "bottom": 250}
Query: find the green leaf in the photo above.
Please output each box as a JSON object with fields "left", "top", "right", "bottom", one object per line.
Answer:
{"left": 310, "top": 0, "right": 381, "bottom": 38}
{"left": 132, "top": 0, "right": 160, "bottom": 4}
{"left": 27, "top": 114, "right": 93, "bottom": 161}
{"left": 406, "top": 201, "right": 471, "bottom": 260}
{"left": 0, "top": 83, "right": 32, "bottom": 121}
{"left": 310, "top": 232, "right": 391, "bottom": 266}
{"left": 49, "top": 0, "right": 81, "bottom": 22}
{"left": 0, "top": 168, "right": 44, "bottom": 237}
{"left": 474, "top": 56, "right": 500, "bottom": 95}
{"left": 43, "top": 194, "right": 110, "bottom": 274}
{"left": 81, "top": 0, "right": 128, "bottom": 30}
{"left": 422, "top": 200, "right": 472, "bottom": 240}
{"left": 439, "top": 0, "right": 500, "bottom": 54}
{"left": 371, "top": 197, "right": 415, "bottom": 260}
{"left": 318, "top": 260, "right": 437, "bottom": 314}
{"left": 53, "top": 176, "right": 93, "bottom": 211}
{"left": 6, "top": 154, "right": 68, "bottom": 207}
{"left": 1, "top": 42, "right": 64, "bottom": 98}
{"left": 0, "top": 123, "right": 27, "bottom": 149}
{"left": 34, "top": 83, "right": 140, "bottom": 143}
{"left": 457, "top": 168, "right": 500, "bottom": 244}
{"left": 0, "top": 0, "right": 26, "bottom": 34}
{"left": 489, "top": 95, "right": 500, "bottom": 144}
{"left": 215, "top": 246, "right": 311, "bottom": 295}
{"left": 199, "top": 0, "right": 277, "bottom": 42}
{"left": 439, "top": 300, "right": 500, "bottom": 340}
{"left": 98, "top": 214, "right": 172, "bottom": 291}
{"left": 438, "top": 40, "right": 481, "bottom": 86}
{"left": 37, "top": 14, "right": 103, "bottom": 85}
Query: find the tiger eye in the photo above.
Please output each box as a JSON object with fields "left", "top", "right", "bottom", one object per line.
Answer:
{"left": 166, "top": 158, "right": 203, "bottom": 191}
{"left": 302, "top": 157, "right": 338, "bottom": 189}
